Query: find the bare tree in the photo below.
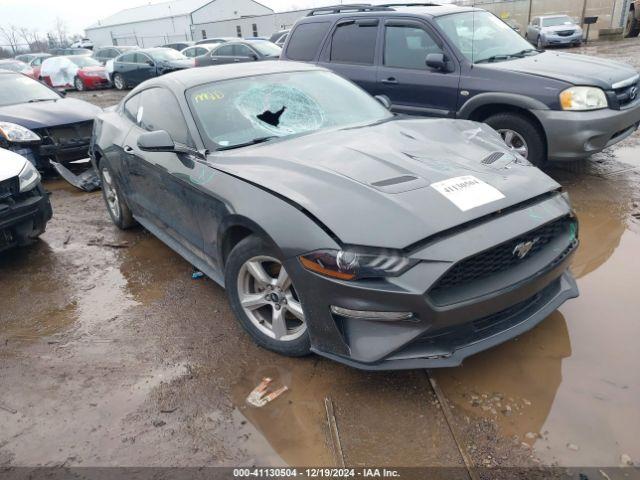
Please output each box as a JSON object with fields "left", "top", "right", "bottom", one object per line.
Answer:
{"left": 54, "top": 17, "right": 68, "bottom": 48}
{"left": 0, "top": 24, "right": 22, "bottom": 55}
{"left": 18, "top": 27, "right": 46, "bottom": 53}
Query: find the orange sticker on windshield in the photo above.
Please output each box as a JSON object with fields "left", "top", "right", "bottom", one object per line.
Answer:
{"left": 194, "top": 91, "right": 224, "bottom": 103}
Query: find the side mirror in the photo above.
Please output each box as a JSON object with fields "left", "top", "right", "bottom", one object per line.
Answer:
{"left": 137, "top": 130, "right": 175, "bottom": 152}
{"left": 249, "top": 53, "right": 259, "bottom": 61}
{"left": 426, "top": 53, "right": 446, "bottom": 71}
{"left": 146, "top": 60, "right": 155, "bottom": 67}
{"left": 137, "top": 130, "right": 206, "bottom": 159}
{"left": 374, "top": 94, "right": 392, "bottom": 110}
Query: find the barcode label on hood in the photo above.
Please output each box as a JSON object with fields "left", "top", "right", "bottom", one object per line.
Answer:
{"left": 431, "top": 175, "right": 505, "bottom": 212}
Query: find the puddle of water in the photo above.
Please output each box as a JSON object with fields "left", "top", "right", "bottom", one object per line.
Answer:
{"left": 436, "top": 159, "right": 640, "bottom": 467}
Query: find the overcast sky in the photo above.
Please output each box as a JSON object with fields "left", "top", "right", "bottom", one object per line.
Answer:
{"left": 0, "top": 0, "right": 355, "bottom": 37}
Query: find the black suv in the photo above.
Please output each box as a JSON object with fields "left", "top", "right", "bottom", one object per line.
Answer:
{"left": 281, "top": 3, "right": 640, "bottom": 166}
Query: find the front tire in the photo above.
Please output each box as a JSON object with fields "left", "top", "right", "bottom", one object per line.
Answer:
{"left": 113, "top": 73, "right": 125, "bottom": 91}
{"left": 225, "top": 235, "right": 311, "bottom": 357}
{"left": 99, "top": 161, "right": 136, "bottom": 230}
{"left": 484, "top": 112, "right": 547, "bottom": 167}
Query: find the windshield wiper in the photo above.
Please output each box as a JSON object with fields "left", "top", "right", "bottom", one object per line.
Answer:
{"left": 216, "top": 136, "right": 279, "bottom": 151}
{"left": 476, "top": 49, "right": 540, "bottom": 64}
{"left": 28, "top": 98, "right": 57, "bottom": 103}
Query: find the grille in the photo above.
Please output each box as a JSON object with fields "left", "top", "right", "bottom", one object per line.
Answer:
{"left": 481, "top": 152, "right": 504, "bottom": 165}
{"left": 46, "top": 121, "right": 93, "bottom": 145}
{"left": 557, "top": 29, "right": 575, "bottom": 36}
{"left": 0, "top": 176, "right": 19, "bottom": 201}
{"left": 615, "top": 81, "right": 639, "bottom": 108}
{"left": 430, "top": 216, "right": 574, "bottom": 294}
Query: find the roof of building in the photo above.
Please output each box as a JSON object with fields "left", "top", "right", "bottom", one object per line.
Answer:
{"left": 87, "top": 0, "right": 214, "bottom": 29}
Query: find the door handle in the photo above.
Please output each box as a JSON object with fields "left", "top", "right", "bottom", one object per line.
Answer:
{"left": 124, "top": 145, "right": 134, "bottom": 153}
{"left": 381, "top": 77, "right": 398, "bottom": 85}
{"left": 233, "top": 58, "right": 240, "bottom": 62}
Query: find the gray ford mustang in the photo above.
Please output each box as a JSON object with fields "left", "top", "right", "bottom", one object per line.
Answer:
{"left": 90, "top": 61, "right": 579, "bottom": 370}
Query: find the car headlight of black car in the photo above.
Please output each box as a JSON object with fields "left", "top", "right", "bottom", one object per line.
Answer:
{"left": 18, "top": 161, "right": 41, "bottom": 192}
{"left": 299, "top": 248, "right": 417, "bottom": 281}
{"left": 0, "top": 122, "right": 41, "bottom": 143}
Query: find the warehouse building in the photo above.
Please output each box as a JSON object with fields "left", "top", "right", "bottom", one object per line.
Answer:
{"left": 85, "top": 0, "right": 274, "bottom": 47}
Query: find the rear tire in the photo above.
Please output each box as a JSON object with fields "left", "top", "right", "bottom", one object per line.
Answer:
{"left": 113, "top": 73, "right": 125, "bottom": 91}
{"left": 624, "top": 9, "right": 640, "bottom": 37}
{"left": 225, "top": 235, "right": 311, "bottom": 357}
{"left": 484, "top": 112, "right": 547, "bottom": 167}
{"left": 99, "top": 161, "right": 136, "bottom": 230}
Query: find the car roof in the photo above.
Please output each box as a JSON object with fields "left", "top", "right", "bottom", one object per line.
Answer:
{"left": 133, "top": 61, "right": 323, "bottom": 92}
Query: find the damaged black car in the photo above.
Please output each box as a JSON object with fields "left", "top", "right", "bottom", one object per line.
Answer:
{"left": 91, "top": 62, "right": 579, "bottom": 370}
{"left": 0, "top": 70, "right": 101, "bottom": 171}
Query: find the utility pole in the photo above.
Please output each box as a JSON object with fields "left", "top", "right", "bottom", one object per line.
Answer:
{"left": 580, "top": 0, "right": 589, "bottom": 28}
{"left": 527, "top": 0, "right": 534, "bottom": 26}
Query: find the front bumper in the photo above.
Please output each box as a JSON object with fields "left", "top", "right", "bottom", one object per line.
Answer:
{"left": 288, "top": 193, "right": 579, "bottom": 370}
{"left": 534, "top": 99, "right": 640, "bottom": 161}
{"left": 542, "top": 33, "right": 583, "bottom": 46}
{"left": 81, "top": 75, "right": 110, "bottom": 89}
{"left": 0, "top": 184, "right": 52, "bottom": 252}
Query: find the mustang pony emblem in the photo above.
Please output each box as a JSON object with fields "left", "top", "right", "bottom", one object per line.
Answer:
{"left": 513, "top": 237, "right": 540, "bottom": 259}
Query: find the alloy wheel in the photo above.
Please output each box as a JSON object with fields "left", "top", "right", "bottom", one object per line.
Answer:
{"left": 237, "top": 256, "right": 306, "bottom": 341}
{"left": 497, "top": 129, "right": 529, "bottom": 158}
{"left": 101, "top": 167, "right": 121, "bottom": 220}
{"left": 114, "top": 74, "right": 124, "bottom": 90}
{"left": 75, "top": 77, "right": 84, "bottom": 91}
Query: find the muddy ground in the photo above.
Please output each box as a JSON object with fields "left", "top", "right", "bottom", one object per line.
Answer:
{"left": 1, "top": 39, "right": 640, "bottom": 474}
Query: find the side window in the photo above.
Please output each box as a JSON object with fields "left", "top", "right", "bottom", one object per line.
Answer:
{"left": 384, "top": 25, "right": 443, "bottom": 70}
{"left": 134, "top": 53, "right": 152, "bottom": 64}
{"left": 286, "top": 22, "right": 331, "bottom": 61}
{"left": 215, "top": 44, "right": 234, "bottom": 56}
{"left": 119, "top": 52, "right": 135, "bottom": 63}
{"left": 196, "top": 47, "right": 207, "bottom": 56}
{"left": 234, "top": 44, "right": 255, "bottom": 57}
{"left": 32, "top": 57, "right": 42, "bottom": 66}
{"left": 123, "top": 94, "right": 141, "bottom": 123}
{"left": 139, "top": 88, "right": 193, "bottom": 147}
{"left": 330, "top": 21, "right": 378, "bottom": 65}
{"left": 183, "top": 48, "right": 194, "bottom": 58}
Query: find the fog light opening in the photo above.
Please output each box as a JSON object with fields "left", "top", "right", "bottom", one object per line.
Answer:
{"left": 330, "top": 305, "right": 414, "bottom": 322}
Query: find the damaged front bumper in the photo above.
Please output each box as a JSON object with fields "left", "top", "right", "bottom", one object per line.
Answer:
{"left": 288, "top": 193, "right": 579, "bottom": 370}
{"left": 0, "top": 184, "right": 52, "bottom": 252}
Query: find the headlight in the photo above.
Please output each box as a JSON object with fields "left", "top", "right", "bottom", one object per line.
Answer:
{"left": 18, "top": 161, "right": 41, "bottom": 192}
{"left": 0, "top": 122, "right": 40, "bottom": 143}
{"left": 299, "top": 248, "right": 417, "bottom": 280}
{"left": 560, "top": 86, "right": 608, "bottom": 111}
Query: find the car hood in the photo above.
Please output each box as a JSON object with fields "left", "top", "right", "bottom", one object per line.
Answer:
{"left": 212, "top": 118, "right": 561, "bottom": 249}
{"left": 0, "top": 98, "right": 101, "bottom": 130}
{"left": 158, "top": 59, "right": 192, "bottom": 69}
{"left": 487, "top": 51, "right": 637, "bottom": 89}
{"left": 0, "top": 148, "right": 27, "bottom": 180}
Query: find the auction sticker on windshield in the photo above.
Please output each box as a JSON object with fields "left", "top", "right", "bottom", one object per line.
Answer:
{"left": 431, "top": 175, "right": 505, "bottom": 211}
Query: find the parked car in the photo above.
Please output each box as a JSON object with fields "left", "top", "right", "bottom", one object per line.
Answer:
{"left": 0, "top": 148, "right": 52, "bottom": 252}
{"left": 281, "top": 4, "right": 640, "bottom": 166}
{"left": 112, "top": 48, "right": 193, "bottom": 90}
{"left": 162, "top": 41, "right": 194, "bottom": 51}
{"left": 624, "top": 0, "right": 639, "bottom": 37}
{"left": 0, "top": 70, "right": 101, "bottom": 170}
{"left": 526, "top": 15, "right": 583, "bottom": 48}
{"left": 269, "top": 29, "right": 290, "bottom": 47}
{"left": 49, "top": 48, "right": 92, "bottom": 56}
{"left": 195, "top": 37, "right": 236, "bottom": 45}
{"left": 40, "top": 56, "right": 109, "bottom": 91}
{"left": 90, "top": 61, "right": 579, "bottom": 369}
{"left": 195, "top": 40, "right": 281, "bottom": 67}
{"left": 0, "top": 59, "right": 36, "bottom": 79}
{"left": 181, "top": 44, "right": 215, "bottom": 59}
{"left": 14, "top": 53, "right": 51, "bottom": 79}
{"left": 92, "top": 45, "right": 139, "bottom": 65}
{"left": 70, "top": 38, "right": 94, "bottom": 50}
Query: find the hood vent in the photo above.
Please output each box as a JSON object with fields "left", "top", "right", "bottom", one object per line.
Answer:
{"left": 372, "top": 175, "right": 418, "bottom": 187}
{"left": 481, "top": 152, "right": 505, "bottom": 165}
